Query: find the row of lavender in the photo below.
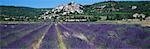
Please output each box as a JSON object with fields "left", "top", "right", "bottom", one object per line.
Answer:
{"left": 58, "top": 23, "right": 150, "bottom": 49}
{"left": 0, "top": 23, "right": 149, "bottom": 49}
{"left": 0, "top": 23, "right": 59, "bottom": 49}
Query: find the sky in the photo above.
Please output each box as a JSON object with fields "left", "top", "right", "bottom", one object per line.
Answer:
{"left": 0, "top": 0, "right": 149, "bottom": 8}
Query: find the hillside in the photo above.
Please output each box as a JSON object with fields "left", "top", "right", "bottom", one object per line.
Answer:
{"left": 0, "top": 1, "right": 149, "bottom": 18}
{"left": 83, "top": 1, "right": 150, "bottom": 16}
{"left": 0, "top": 6, "right": 51, "bottom": 17}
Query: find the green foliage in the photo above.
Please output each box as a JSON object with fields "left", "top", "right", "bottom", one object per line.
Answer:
{"left": 0, "top": 1, "right": 149, "bottom": 21}
{"left": 83, "top": 1, "right": 150, "bottom": 20}
{"left": 0, "top": 6, "right": 51, "bottom": 17}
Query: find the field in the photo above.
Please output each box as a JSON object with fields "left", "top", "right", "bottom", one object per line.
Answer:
{"left": 0, "top": 22, "right": 150, "bottom": 49}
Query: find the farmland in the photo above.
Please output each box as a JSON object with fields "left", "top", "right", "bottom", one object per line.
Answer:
{"left": 0, "top": 1, "right": 150, "bottom": 49}
{"left": 0, "top": 22, "right": 149, "bottom": 49}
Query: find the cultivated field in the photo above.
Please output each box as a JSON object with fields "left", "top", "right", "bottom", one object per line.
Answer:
{"left": 0, "top": 21, "right": 150, "bottom": 49}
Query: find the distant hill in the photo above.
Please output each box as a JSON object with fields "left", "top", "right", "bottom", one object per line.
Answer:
{"left": 0, "top": 6, "right": 51, "bottom": 17}
{"left": 0, "top": 1, "right": 150, "bottom": 17}
{"left": 83, "top": 1, "right": 150, "bottom": 16}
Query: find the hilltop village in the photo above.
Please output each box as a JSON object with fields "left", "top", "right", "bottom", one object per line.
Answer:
{"left": 38, "top": 2, "right": 85, "bottom": 22}
{"left": 0, "top": 1, "right": 150, "bottom": 22}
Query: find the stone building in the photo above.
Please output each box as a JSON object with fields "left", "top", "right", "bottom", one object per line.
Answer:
{"left": 133, "top": 13, "right": 146, "bottom": 18}
{"left": 51, "top": 2, "right": 83, "bottom": 15}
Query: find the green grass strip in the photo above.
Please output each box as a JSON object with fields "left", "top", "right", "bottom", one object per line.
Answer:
{"left": 55, "top": 24, "right": 66, "bottom": 49}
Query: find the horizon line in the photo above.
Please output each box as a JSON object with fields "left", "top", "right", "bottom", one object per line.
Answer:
{"left": 0, "top": 1, "right": 149, "bottom": 8}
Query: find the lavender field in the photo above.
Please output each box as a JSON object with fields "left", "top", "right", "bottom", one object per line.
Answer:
{"left": 0, "top": 22, "right": 150, "bottom": 49}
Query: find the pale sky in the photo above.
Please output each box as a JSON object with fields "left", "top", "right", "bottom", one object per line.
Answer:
{"left": 0, "top": 0, "right": 149, "bottom": 8}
